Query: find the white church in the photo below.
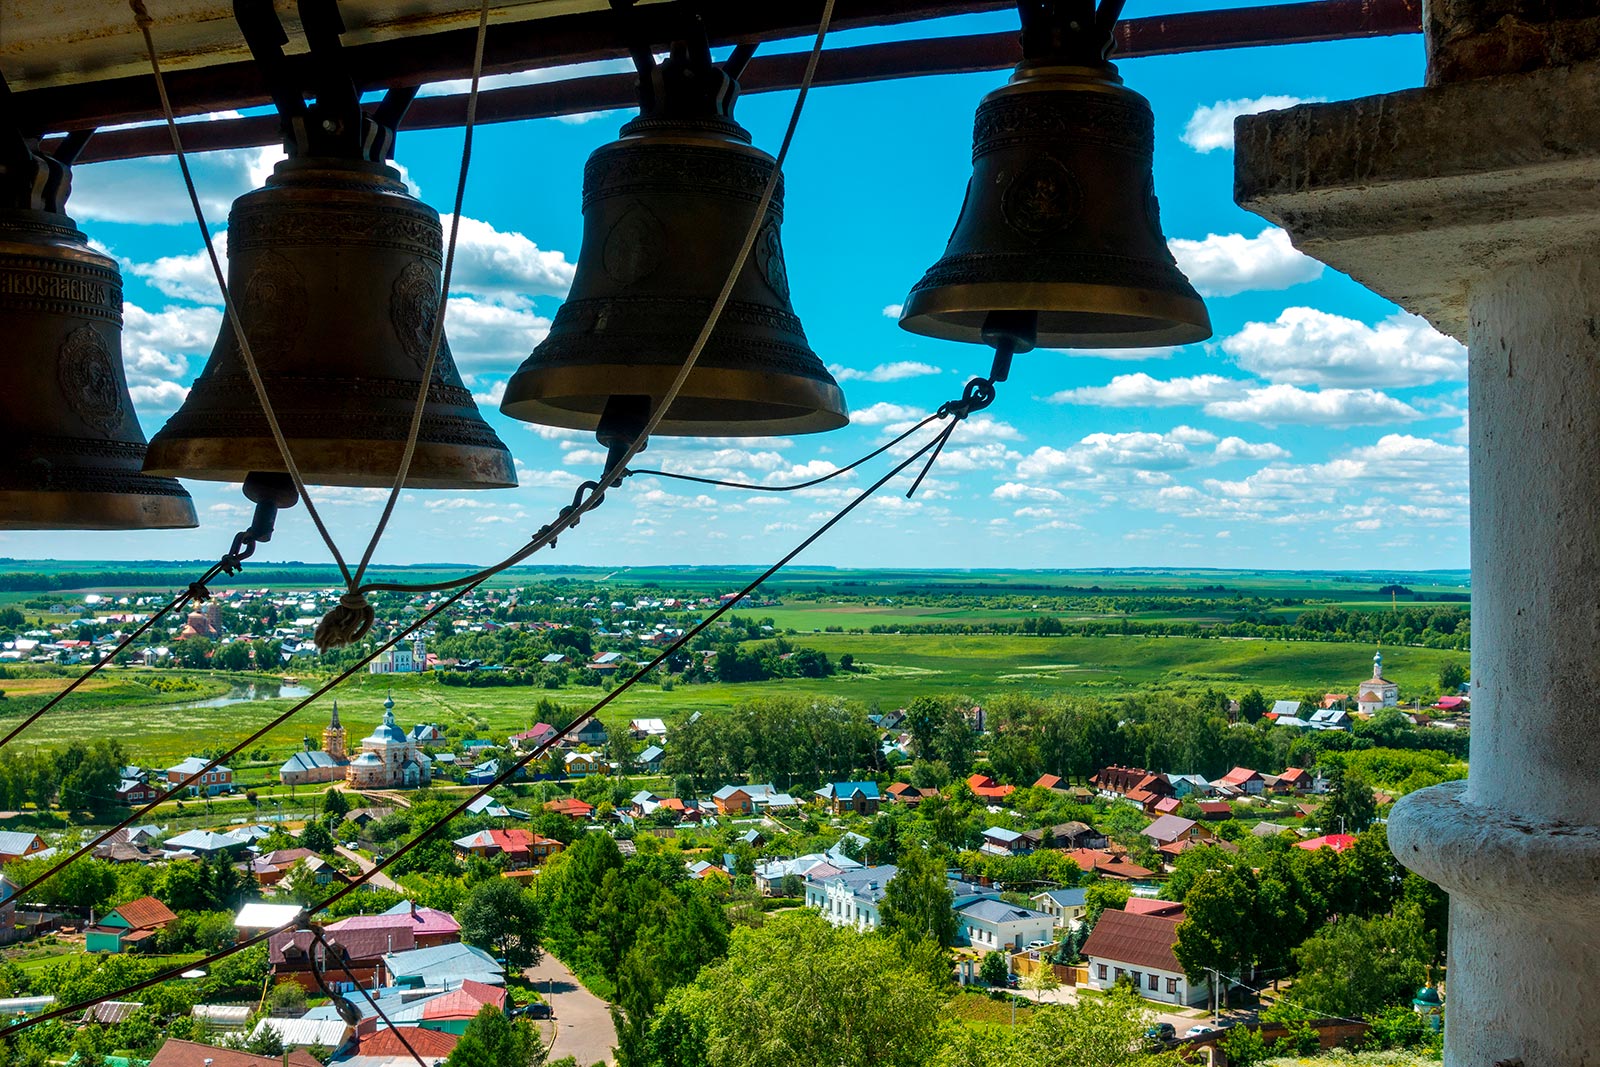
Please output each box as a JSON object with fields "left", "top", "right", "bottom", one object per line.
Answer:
{"left": 1357, "top": 650, "right": 1401, "bottom": 714}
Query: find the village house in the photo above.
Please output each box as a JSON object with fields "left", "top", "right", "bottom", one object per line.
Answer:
{"left": 1141, "top": 814, "right": 1215, "bottom": 851}
{"left": 1065, "top": 848, "right": 1156, "bottom": 882}
{"left": 965, "top": 773, "right": 1016, "bottom": 800}
{"left": 1080, "top": 908, "right": 1210, "bottom": 1007}
{"left": 451, "top": 828, "right": 563, "bottom": 868}
{"left": 1030, "top": 887, "right": 1088, "bottom": 929}
{"left": 1090, "top": 765, "right": 1174, "bottom": 807}
{"left": 637, "top": 744, "right": 665, "bottom": 774}
{"left": 115, "top": 776, "right": 162, "bottom": 805}
{"left": 1215, "top": 767, "right": 1267, "bottom": 796}
{"left": 271, "top": 926, "right": 414, "bottom": 991}
{"left": 149, "top": 1039, "right": 321, "bottom": 1067}
{"left": 815, "top": 781, "right": 882, "bottom": 816}
{"left": 323, "top": 902, "right": 461, "bottom": 949}
{"left": 1308, "top": 707, "right": 1352, "bottom": 731}
{"left": 628, "top": 718, "right": 667, "bottom": 739}
{"left": 249, "top": 848, "right": 319, "bottom": 886}
{"left": 0, "top": 831, "right": 45, "bottom": 865}
{"left": 886, "top": 782, "right": 937, "bottom": 806}
{"left": 544, "top": 796, "right": 594, "bottom": 820}
{"left": 563, "top": 751, "right": 605, "bottom": 777}
{"left": 86, "top": 896, "right": 177, "bottom": 954}
{"left": 958, "top": 899, "right": 1056, "bottom": 953}
{"left": 980, "top": 826, "right": 1030, "bottom": 856}
{"left": 165, "top": 756, "right": 232, "bottom": 797}
{"left": 511, "top": 723, "right": 558, "bottom": 751}
{"left": 1019, "top": 821, "right": 1106, "bottom": 851}
{"left": 382, "top": 941, "right": 505, "bottom": 989}
{"left": 565, "top": 718, "right": 608, "bottom": 748}
{"left": 806, "top": 865, "right": 899, "bottom": 931}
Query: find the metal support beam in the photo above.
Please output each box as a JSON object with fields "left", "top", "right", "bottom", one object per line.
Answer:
{"left": 48, "top": 0, "right": 1422, "bottom": 164}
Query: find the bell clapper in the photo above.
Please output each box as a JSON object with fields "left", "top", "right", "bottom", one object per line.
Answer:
{"left": 227, "top": 471, "right": 301, "bottom": 565}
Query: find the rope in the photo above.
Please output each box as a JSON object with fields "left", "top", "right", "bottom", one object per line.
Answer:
{"left": 314, "top": 928, "right": 428, "bottom": 1067}
{"left": 343, "top": 0, "right": 492, "bottom": 608}
{"left": 318, "top": 0, "right": 840, "bottom": 612}
{"left": 2, "top": 377, "right": 992, "bottom": 1036}
{"left": 1, "top": 580, "right": 478, "bottom": 906}
{"left": 131, "top": 0, "right": 353, "bottom": 588}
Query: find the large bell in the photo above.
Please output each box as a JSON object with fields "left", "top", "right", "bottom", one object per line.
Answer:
{"left": 500, "top": 43, "right": 846, "bottom": 438}
{"left": 899, "top": 1, "right": 1211, "bottom": 350}
{"left": 143, "top": 156, "right": 516, "bottom": 488}
{"left": 0, "top": 146, "right": 196, "bottom": 528}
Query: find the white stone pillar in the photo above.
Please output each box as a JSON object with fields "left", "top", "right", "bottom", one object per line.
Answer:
{"left": 1234, "top": 58, "right": 1600, "bottom": 1067}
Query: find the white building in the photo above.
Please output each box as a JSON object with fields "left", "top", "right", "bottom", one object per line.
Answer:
{"left": 1079, "top": 908, "right": 1209, "bottom": 1007}
{"left": 1030, "top": 887, "right": 1088, "bottom": 929}
{"left": 958, "top": 899, "right": 1056, "bottom": 953}
{"left": 805, "top": 865, "right": 898, "bottom": 931}
{"left": 1356, "top": 649, "right": 1400, "bottom": 714}
{"left": 369, "top": 635, "right": 427, "bottom": 675}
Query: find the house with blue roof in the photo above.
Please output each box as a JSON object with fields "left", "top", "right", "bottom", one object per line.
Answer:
{"left": 637, "top": 744, "right": 665, "bottom": 774}
{"left": 1030, "top": 887, "right": 1089, "bottom": 929}
{"left": 815, "top": 781, "right": 881, "bottom": 816}
{"left": 381, "top": 942, "right": 504, "bottom": 988}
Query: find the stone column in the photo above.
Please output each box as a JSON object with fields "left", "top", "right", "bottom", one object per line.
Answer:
{"left": 1235, "top": 49, "right": 1600, "bottom": 1067}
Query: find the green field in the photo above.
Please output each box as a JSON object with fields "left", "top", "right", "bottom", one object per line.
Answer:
{"left": 0, "top": 634, "right": 1467, "bottom": 767}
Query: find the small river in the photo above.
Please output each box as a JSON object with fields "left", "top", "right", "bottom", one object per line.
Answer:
{"left": 171, "top": 682, "right": 314, "bottom": 708}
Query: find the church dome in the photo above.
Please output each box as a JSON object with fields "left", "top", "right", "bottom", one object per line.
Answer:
{"left": 363, "top": 697, "right": 408, "bottom": 746}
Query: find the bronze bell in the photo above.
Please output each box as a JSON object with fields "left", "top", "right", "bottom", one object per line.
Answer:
{"left": 144, "top": 2, "right": 514, "bottom": 489}
{"left": 142, "top": 156, "right": 517, "bottom": 488}
{"left": 0, "top": 136, "right": 196, "bottom": 530}
{"left": 899, "top": 0, "right": 1211, "bottom": 350}
{"left": 500, "top": 40, "right": 847, "bottom": 439}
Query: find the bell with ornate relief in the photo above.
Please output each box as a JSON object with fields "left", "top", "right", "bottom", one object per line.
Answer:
{"left": 143, "top": 158, "right": 516, "bottom": 488}
{"left": 143, "top": 3, "right": 515, "bottom": 488}
{"left": 500, "top": 39, "right": 846, "bottom": 439}
{"left": 0, "top": 132, "right": 196, "bottom": 530}
{"left": 899, "top": 0, "right": 1211, "bottom": 351}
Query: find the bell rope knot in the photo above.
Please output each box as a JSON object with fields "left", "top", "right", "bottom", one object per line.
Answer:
{"left": 314, "top": 591, "right": 375, "bottom": 652}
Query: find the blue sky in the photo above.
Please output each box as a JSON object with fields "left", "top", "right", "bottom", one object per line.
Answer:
{"left": 0, "top": 12, "right": 1468, "bottom": 572}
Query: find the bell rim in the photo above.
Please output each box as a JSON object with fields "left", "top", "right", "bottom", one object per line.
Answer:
{"left": 500, "top": 363, "right": 848, "bottom": 437}
{"left": 898, "top": 281, "right": 1213, "bottom": 349}
{"left": 141, "top": 438, "right": 518, "bottom": 490}
{"left": 0, "top": 487, "right": 197, "bottom": 530}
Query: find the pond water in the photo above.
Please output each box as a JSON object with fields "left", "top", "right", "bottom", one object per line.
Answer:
{"left": 172, "top": 683, "right": 315, "bottom": 708}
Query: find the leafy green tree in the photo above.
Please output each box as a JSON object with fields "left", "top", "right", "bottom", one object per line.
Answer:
{"left": 878, "top": 846, "right": 957, "bottom": 948}
{"left": 979, "top": 950, "right": 1009, "bottom": 987}
{"left": 298, "top": 820, "right": 335, "bottom": 856}
{"left": 322, "top": 788, "right": 350, "bottom": 819}
{"left": 1437, "top": 661, "right": 1468, "bottom": 694}
{"left": 650, "top": 910, "right": 945, "bottom": 1067}
{"left": 1174, "top": 867, "right": 1258, "bottom": 995}
{"left": 1242, "top": 690, "right": 1270, "bottom": 725}
{"left": 444, "top": 1004, "right": 544, "bottom": 1067}
{"left": 1322, "top": 766, "right": 1378, "bottom": 833}
{"left": 1082, "top": 881, "right": 1131, "bottom": 930}
{"left": 1289, "top": 905, "right": 1433, "bottom": 1018}
{"left": 460, "top": 877, "right": 543, "bottom": 969}
{"left": 934, "top": 988, "right": 1175, "bottom": 1067}
{"left": 267, "top": 980, "right": 307, "bottom": 1016}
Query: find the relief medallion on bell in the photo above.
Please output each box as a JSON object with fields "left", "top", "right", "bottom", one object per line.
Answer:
{"left": 57, "top": 325, "right": 124, "bottom": 435}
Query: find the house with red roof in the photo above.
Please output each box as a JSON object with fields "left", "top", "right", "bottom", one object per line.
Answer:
{"left": 1274, "top": 767, "right": 1314, "bottom": 794}
{"left": 1032, "top": 773, "right": 1064, "bottom": 791}
{"left": 1295, "top": 833, "right": 1358, "bottom": 853}
{"left": 270, "top": 925, "right": 414, "bottom": 991}
{"left": 1216, "top": 766, "right": 1267, "bottom": 796}
{"left": 452, "top": 828, "right": 564, "bottom": 868}
{"left": 85, "top": 896, "right": 177, "bottom": 954}
{"left": 1080, "top": 908, "right": 1210, "bottom": 1006}
{"left": 150, "top": 1039, "right": 321, "bottom": 1067}
{"left": 1090, "top": 765, "right": 1174, "bottom": 804}
{"left": 1064, "top": 848, "right": 1155, "bottom": 881}
{"left": 544, "top": 796, "right": 594, "bottom": 820}
{"left": 346, "top": 1027, "right": 459, "bottom": 1067}
{"left": 965, "top": 773, "right": 1015, "bottom": 800}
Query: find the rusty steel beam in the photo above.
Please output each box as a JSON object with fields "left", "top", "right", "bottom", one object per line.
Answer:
{"left": 53, "top": 0, "right": 1422, "bottom": 165}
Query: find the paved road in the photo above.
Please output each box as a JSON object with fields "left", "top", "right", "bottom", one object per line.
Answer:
{"left": 335, "top": 846, "right": 403, "bottom": 892}
{"left": 527, "top": 954, "right": 617, "bottom": 1066}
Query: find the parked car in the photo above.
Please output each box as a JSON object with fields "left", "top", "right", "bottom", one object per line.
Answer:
{"left": 1145, "top": 1023, "right": 1176, "bottom": 1045}
{"left": 1184, "top": 1025, "right": 1219, "bottom": 1037}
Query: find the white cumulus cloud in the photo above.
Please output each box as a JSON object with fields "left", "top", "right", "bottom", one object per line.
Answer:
{"left": 1221, "top": 307, "right": 1466, "bottom": 388}
{"left": 1203, "top": 383, "right": 1422, "bottom": 426}
{"left": 1181, "top": 95, "right": 1322, "bottom": 153}
{"left": 1168, "top": 227, "right": 1323, "bottom": 297}
{"left": 1214, "top": 436, "right": 1290, "bottom": 461}
{"left": 1047, "top": 373, "right": 1246, "bottom": 407}
{"left": 828, "top": 361, "right": 941, "bottom": 383}
{"left": 442, "top": 295, "right": 551, "bottom": 370}
{"left": 851, "top": 402, "right": 924, "bottom": 426}
{"left": 440, "top": 215, "right": 575, "bottom": 298}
